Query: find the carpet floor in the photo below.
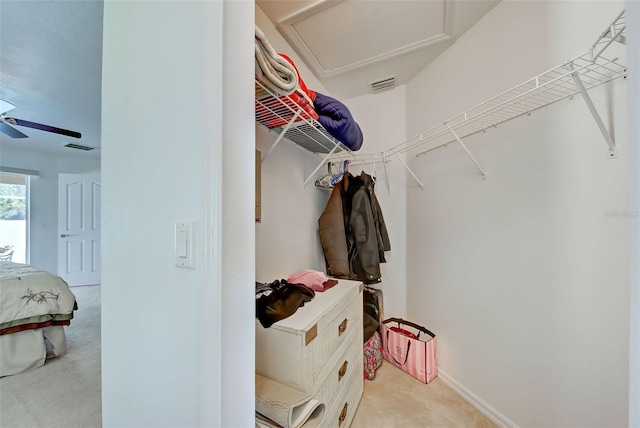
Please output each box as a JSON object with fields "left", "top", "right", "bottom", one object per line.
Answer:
{"left": 352, "top": 363, "right": 497, "bottom": 427}
{"left": 0, "top": 285, "right": 102, "bottom": 428}
{"left": 1, "top": 285, "right": 496, "bottom": 427}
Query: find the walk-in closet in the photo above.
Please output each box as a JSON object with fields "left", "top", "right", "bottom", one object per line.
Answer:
{"left": 254, "top": 1, "right": 633, "bottom": 427}
{"left": 99, "top": 1, "right": 638, "bottom": 426}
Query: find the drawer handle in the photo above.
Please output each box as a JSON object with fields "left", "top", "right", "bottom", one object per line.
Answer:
{"left": 338, "top": 318, "right": 348, "bottom": 336}
{"left": 338, "top": 360, "right": 348, "bottom": 381}
{"left": 338, "top": 402, "right": 349, "bottom": 426}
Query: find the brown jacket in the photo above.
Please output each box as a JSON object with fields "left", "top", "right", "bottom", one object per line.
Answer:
{"left": 318, "top": 179, "right": 353, "bottom": 278}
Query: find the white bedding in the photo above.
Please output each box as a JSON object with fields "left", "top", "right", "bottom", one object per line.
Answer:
{"left": 0, "top": 262, "right": 76, "bottom": 333}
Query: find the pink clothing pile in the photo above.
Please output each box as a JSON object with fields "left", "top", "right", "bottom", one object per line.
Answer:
{"left": 286, "top": 269, "right": 338, "bottom": 292}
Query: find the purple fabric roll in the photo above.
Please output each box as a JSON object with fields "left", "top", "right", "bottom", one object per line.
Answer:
{"left": 313, "top": 92, "right": 363, "bottom": 151}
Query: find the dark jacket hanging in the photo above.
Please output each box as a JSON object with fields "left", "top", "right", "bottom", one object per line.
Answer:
{"left": 318, "top": 171, "right": 390, "bottom": 284}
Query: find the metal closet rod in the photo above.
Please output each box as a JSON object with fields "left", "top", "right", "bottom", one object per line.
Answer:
{"left": 318, "top": 152, "right": 395, "bottom": 192}
{"left": 331, "top": 152, "right": 425, "bottom": 191}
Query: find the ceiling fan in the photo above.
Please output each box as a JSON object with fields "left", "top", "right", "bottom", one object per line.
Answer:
{"left": 0, "top": 99, "right": 81, "bottom": 139}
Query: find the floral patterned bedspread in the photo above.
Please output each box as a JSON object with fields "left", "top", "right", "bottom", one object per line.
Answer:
{"left": 0, "top": 262, "right": 77, "bottom": 334}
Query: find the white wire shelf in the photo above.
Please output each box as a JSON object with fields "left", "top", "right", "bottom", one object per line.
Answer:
{"left": 328, "top": 46, "right": 626, "bottom": 190}
{"left": 590, "top": 9, "right": 626, "bottom": 61}
{"left": 255, "top": 78, "right": 349, "bottom": 156}
{"left": 348, "top": 9, "right": 627, "bottom": 189}
{"left": 255, "top": 77, "right": 358, "bottom": 186}
{"left": 385, "top": 52, "right": 627, "bottom": 160}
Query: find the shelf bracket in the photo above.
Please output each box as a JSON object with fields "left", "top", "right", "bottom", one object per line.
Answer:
{"left": 445, "top": 124, "right": 488, "bottom": 180}
{"left": 303, "top": 144, "right": 341, "bottom": 187}
{"left": 261, "top": 109, "right": 302, "bottom": 164}
{"left": 381, "top": 155, "right": 391, "bottom": 193}
{"left": 565, "top": 62, "right": 617, "bottom": 158}
{"left": 589, "top": 10, "right": 626, "bottom": 61}
{"left": 393, "top": 153, "right": 424, "bottom": 190}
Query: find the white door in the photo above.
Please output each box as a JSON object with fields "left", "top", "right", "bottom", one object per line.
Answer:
{"left": 58, "top": 173, "right": 101, "bottom": 286}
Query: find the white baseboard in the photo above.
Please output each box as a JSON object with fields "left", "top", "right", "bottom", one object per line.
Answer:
{"left": 437, "top": 369, "right": 519, "bottom": 428}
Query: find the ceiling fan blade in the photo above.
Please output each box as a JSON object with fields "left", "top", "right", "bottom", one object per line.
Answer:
{"left": 0, "top": 122, "right": 29, "bottom": 138}
{"left": 9, "top": 118, "right": 82, "bottom": 139}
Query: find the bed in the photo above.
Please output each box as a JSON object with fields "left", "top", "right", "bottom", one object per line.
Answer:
{"left": 0, "top": 262, "right": 77, "bottom": 377}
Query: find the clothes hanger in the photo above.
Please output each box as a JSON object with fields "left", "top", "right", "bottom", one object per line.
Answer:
{"left": 314, "top": 162, "right": 335, "bottom": 190}
{"left": 330, "top": 160, "right": 349, "bottom": 186}
{"left": 314, "top": 160, "right": 352, "bottom": 189}
{"left": 370, "top": 157, "right": 377, "bottom": 183}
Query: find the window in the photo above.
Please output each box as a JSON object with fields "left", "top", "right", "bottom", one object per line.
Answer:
{"left": 0, "top": 173, "right": 29, "bottom": 263}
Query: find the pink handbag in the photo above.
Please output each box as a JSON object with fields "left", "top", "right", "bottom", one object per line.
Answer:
{"left": 381, "top": 318, "right": 437, "bottom": 383}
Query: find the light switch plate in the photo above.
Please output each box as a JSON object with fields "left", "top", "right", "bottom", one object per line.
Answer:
{"left": 175, "top": 220, "right": 195, "bottom": 269}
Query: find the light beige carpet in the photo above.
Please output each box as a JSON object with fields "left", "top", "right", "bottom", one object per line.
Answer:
{"left": 352, "top": 363, "right": 498, "bottom": 428}
{"left": 0, "top": 285, "right": 101, "bottom": 428}
{"left": 1, "top": 285, "right": 496, "bottom": 428}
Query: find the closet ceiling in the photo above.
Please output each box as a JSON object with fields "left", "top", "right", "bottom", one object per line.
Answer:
{"left": 0, "top": 0, "right": 103, "bottom": 158}
{"left": 257, "top": 0, "right": 501, "bottom": 99}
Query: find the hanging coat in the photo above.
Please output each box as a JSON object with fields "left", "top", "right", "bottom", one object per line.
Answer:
{"left": 318, "top": 172, "right": 390, "bottom": 284}
{"left": 346, "top": 172, "right": 390, "bottom": 284}
{"left": 361, "top": 172, "right": 390, "bottom": 262}
{"left": 318, "top": 178, "right": 353, "bottom": 279}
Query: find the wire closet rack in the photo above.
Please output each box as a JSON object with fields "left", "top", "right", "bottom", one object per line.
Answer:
{"left": 255, "top": 10, "right": 627, "bottom": 190}
{"left": 255, "top": 78, "right": 354, "bottom": 185}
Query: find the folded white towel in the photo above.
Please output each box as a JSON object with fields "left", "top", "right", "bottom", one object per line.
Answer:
{"left": 255, "top": 26, "right": 298, "bottom": 96}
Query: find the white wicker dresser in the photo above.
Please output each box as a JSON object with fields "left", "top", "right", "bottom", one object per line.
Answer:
{"left": 255, "top": 279, "right": 364, "bottom": 427}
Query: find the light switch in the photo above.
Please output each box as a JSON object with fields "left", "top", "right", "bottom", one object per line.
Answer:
{"left": 175, "top": 220, "right": 195, "bottom": 268}
{"left": 177, "top": 231, "right": 188, "bottom": 258}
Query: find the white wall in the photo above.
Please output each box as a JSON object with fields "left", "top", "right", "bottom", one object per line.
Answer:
{"left": 0, "top": 146, "right": 100, "bottom": 273}
{"left": 102, "top": 1, "right": 254, "bottom": 426}
{"left": 626, "top": 1, "right": 640, "bottom": 426}
{"left": 221, "top": 2, "right": 255, "bottom": 426}
{"left": 255, "top": 125, "right": 334, "bottom": 281}
{"left": 405, "top": 2, "right": 629, "bottom": 427}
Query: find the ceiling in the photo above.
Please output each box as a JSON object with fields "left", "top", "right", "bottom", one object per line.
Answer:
{"left": 0, "top": 0, "right": 103, "bottom": 159}
{"left": 0, "top": 1, "right": 499, "bottom": 159}
{"left": 256, "top": 0, "right": 500, "bottom": 99}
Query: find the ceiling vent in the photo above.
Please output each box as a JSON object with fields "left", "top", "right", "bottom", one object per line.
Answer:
{"left": 64, "top": 143, "right": 95, "bottom": 151}
{"left": 369, "top": 76, "right": 398, "bottom": 93}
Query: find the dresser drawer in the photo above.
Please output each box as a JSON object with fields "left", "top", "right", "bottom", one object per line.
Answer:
{"left": 325, "top": 363, "right": 364, "bottom": 428}
{"left": 313, "top": 321, "right": 363, "bottom": 410}
{"left": 309, "top": 292, "right": 362, "bottom": 384}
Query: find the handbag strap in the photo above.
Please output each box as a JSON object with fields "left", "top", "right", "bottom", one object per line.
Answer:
{"left": 383, "top": 317, "right": 436, "bottom": 339}
{"left": 385, "top": 329, "right": 412, "bottom": 366}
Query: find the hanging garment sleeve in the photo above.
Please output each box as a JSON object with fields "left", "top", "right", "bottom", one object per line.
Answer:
{"left": 349, "top": 186, "right": 381, "bottom": 283}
